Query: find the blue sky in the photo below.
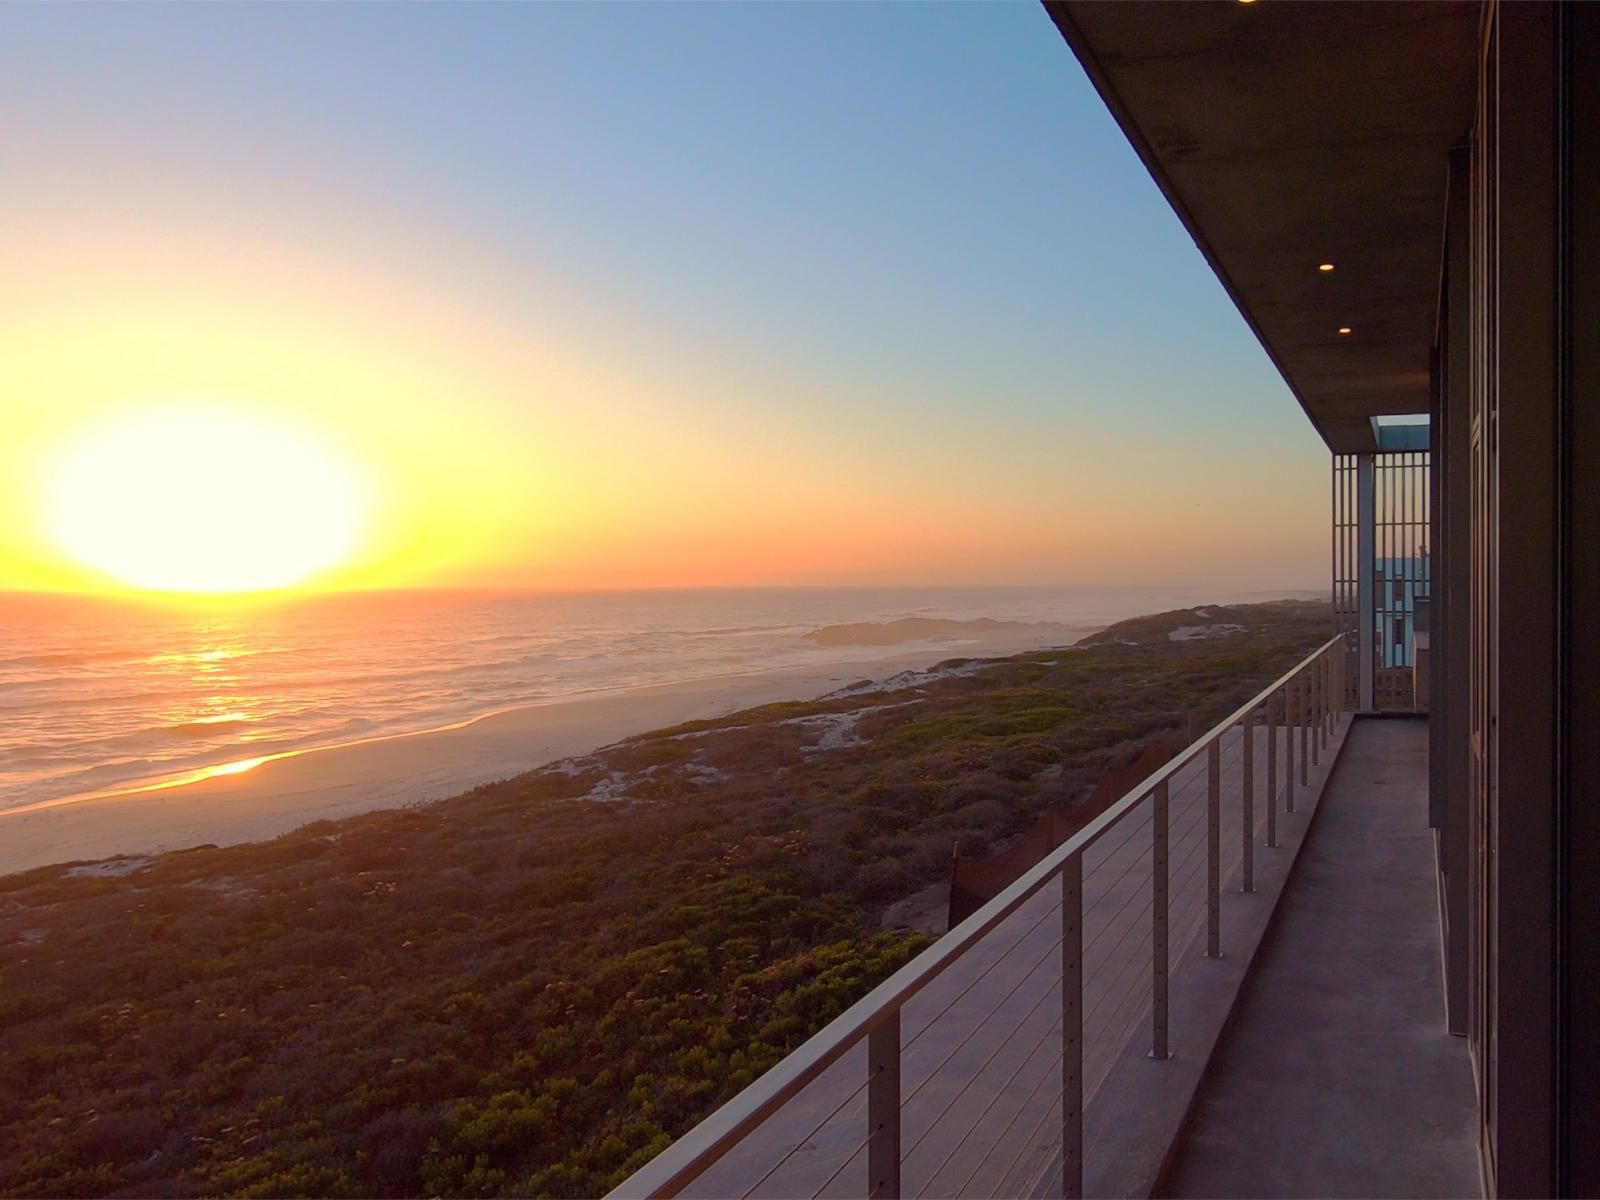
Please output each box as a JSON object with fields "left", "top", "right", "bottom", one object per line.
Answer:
{"left": 0, "top": 2, "right": 1328, "bottom": 591}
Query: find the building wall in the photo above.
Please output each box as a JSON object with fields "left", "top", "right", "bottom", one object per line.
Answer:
{"left": 1556, "top": 5, "right": 1600, "bottom": 1193}
{"left": 1442, "top": 3, "right": 1600, "bottom": 1193}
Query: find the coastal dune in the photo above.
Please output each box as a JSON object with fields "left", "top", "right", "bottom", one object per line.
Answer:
{"left": 806, "top": 616, "right": 1077, "bottom": 646}
{"left": 0, "top": 630, "right": 1068, "bottom": 878}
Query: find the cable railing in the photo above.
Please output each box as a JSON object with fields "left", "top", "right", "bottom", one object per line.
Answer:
{"left": 610, "top": 636, "right": 1346, "bottom": 1200}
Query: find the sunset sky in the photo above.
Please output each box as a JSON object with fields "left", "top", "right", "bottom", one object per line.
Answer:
{"left": 0, "top": 2, "right": 1328, "bottom": 596}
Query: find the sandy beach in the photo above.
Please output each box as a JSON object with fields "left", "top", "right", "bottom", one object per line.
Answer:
{"left": 0, "top": 632, "right": 1065, "bottom": 877}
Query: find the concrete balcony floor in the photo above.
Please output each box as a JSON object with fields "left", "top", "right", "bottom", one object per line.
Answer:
{"left": 1160, "top": 718, "right": 1480, "bottom": 1199}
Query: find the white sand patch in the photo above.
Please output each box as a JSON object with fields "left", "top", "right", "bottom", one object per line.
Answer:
{"left": 1168, "top": 624, "right": 1247, "bottom": 642}
{"left": 581, "top": 770, "right": 646, "bottom": 803}
{"left": 791, "top": 712, "right": 866, "bottom": 753}
{"left": 185, "top": 876, "right": 252, "bottom": 897}
{"left": 656, "top": 726, "right": 728, "bottom": 743}
{"left": 66, "top": 855, "right": 154, "bottom": 879}
{"left": 578, "top": 758, "right": 729, "bottom": 802}
{"left": 822, "top": 661, "right": 989, "bottom": 700}
{"left": 544, "top": 754, "right": 605, "bottom": 777}
{"left": 625, "top": 699, "right": 920, "bottom": 757}
{"left": 781, "top": 701, "right": 918, "bottom": 754}
{"left": 682, "top": 763, "right": 731, "bottom": 785}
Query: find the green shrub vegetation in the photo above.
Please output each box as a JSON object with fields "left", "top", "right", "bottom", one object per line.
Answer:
{"left": 0, "top": 601, "right": 1327, "bottom": 1197}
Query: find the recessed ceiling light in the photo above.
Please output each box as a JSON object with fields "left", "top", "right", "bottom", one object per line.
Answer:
{"left": 1318, "top": 263, "right": 1336, "bottom": 272}
{"left": 1338, "top": 326, "right": 1353, "bottom": 336}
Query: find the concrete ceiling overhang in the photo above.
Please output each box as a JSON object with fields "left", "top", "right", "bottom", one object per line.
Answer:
{"left": 1045, "top": 1, "right": 1479, "bottom": 454}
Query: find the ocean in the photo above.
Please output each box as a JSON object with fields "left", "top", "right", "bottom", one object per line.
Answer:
{"left": 0, "top": 585, "right": 1293, "bottom": 812}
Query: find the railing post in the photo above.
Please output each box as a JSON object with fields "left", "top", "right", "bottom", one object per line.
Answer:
{"left": 1299, "top": 672, "right": 1310, "bottom": 788}
{"left": 1061, "top": 855, "right": 1082, "bottom": 1200}
{"left": 1343, "top": 638, "right": 1350, "bottom": 717}
{"left": 1285, "top": 678, "right": 1296, "bottom": 814}
{"left": 1312, "top": 659, "right": 1324, "bottom": 761}
{"left": 1310, "top": 664, "right": 1321, "bottom": 769}
{"left": 868, "top": 1011, "right": 900, "bottom": 1199}
{"left": 1266, "top": 693, "right": 1279, "bottom": 848}
{"left": 1317, "top": 654, "right": 1326, "bottom": 742}
{"left": 1335, "top": 646, "right": 1344, "bottom": 721}
{"left": 1335, "top": 641, "right": 1345, "bottom": 720}
{"left": 1312, "top": 659, "right": 1324, "bottom": 752}
{"left": 1321, "top": 653, "right": 1331, "bottom": 746}
{"left": 1207, "top": 739, "right": 1221, "bottom": 957}
{"left": 1241, "top": 711, "right": 1255, "bottom": 893}
{"left": 1149, "top": 781, "right": 1170, "bottom": 1059}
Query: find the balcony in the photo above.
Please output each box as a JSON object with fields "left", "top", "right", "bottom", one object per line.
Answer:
{"left": 612, "top": 643, "right": 1479, "bottom": 1199}
{"left": 1161, "top": 717, "right": 1477, "bottom": 1199}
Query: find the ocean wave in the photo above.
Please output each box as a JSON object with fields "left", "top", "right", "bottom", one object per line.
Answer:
{"left": 2, "top": 750, "right": 78, "bottom": 770}
{"left": 165, "top": 718, "right": 254, "bottom": 738}
{"left": 681, "top": 624, "right": 798, "bottom": 636}
{"left": 0, "top": 643, "right": 310, "bottom": 677}
{"left": 0, "top": 648, "right": 148, "bottom": 669}
{"left": 10, "top": 754, "right": 174, "bottom": 799}
{"left": 0, "top": 688, "right": 209, "bottom": 713}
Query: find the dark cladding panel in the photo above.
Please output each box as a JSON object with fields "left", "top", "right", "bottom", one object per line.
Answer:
{"left": 1559, "top": 3, "right": 1600, "bottom": 1193}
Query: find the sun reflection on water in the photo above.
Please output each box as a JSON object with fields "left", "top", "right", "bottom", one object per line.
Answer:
{"left": 200, "top": 756, "right": 268, "bottom": 779}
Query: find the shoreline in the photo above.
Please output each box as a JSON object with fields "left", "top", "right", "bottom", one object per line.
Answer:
{"left": 0, "top": 631, "right": 1069, "bottom": 878}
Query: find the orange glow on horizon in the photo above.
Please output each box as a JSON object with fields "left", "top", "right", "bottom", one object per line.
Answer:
{"left": 0, "top": 208, "right": 1330, "bottom": 598}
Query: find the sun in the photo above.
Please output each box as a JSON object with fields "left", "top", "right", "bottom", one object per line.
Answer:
{"left": 46, "top": 405, "right": 366, "bottom": 594}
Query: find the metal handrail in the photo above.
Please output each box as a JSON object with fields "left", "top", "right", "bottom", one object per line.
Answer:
{"left": 610, "top": 635, "right": 1345, "bottom": 1200}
